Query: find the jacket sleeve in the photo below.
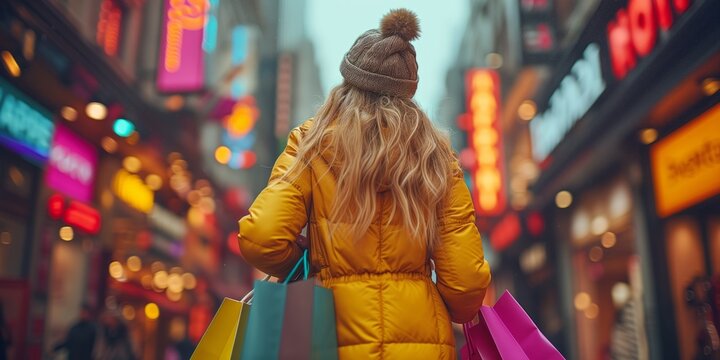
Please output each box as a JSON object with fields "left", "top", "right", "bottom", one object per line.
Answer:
{"left": 432, "top": 170, "right": 491, "bottom": 323}
{"left": 238, "top": 121, "right": 313, "bottom": 278}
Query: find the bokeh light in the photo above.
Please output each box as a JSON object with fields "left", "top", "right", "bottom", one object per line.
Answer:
{"left": 555, "top": 191, "right": 573, "bottom": 209}
{"left": 109, "top": 261, "right": 124, "bottom": 279}
{"left": 127, "top": 256, "right": 142, "bottom": 272}
{"left": 145, "top": 174, "right": 163, "bottom": 191}
{"left": 215, "top": 146, "right": 232, "bottom": 165}
{"left": 59, "top": 226, "right": 74, "bottom": 241}
{"left": 123, "top": 156, "right": 141, "bottom": 173}
{"left": 145, "top": 303, "right": 160, "bottom": 320}
{"left": 85, "top": 102, "right": 107, "bottom": 120}
{"left": 60, "top": 106, "right": 78, "bottom": 121}
{"left": 574, "top": 292, "right": 591, "bottom": 311}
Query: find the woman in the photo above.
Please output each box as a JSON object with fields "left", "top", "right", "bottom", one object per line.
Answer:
{"left": 239, "top": 8, "right": 491, "bottom": 359}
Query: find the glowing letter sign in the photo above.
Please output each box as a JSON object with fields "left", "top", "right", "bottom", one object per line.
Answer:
{"left": 96, "top": 0, "right": 123, "bottom": 57}
{"left": 465, "top": 69, "right": 506, "bottom": 216}
{"left": 607, "top": 0, "right": 693, "bottom": 79}
{"left": 47, "top": 194, "right": 102, "bottom": 235}
{"left": 46, "top": 124, "right": 98, "bottom": 203}
{"left": 157, "top": 0, "right": 209, "bottom": 92}
{"left": 530, "top": 44, "right": 605, "bottom": 161}
{"left": 0, "top": 79, "right": 54, "bottom": 162}
{"left": 112, "top": 169, "right": 154, "bottom": 213}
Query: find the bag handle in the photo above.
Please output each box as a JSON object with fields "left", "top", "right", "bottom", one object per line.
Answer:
{"left": 282, "top": 249, "right": 309, "bottom": 284}
{"left": 241, "top": 274, "right": 272, "bottom": 304}
{"left": 241, "top": 249, "right": 310, "bottom": 304}
{"left": 463, "top": 317, "right": 478, "bottom": 356}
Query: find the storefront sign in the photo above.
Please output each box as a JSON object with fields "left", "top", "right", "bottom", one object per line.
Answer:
{"left": 64, "top": 201, "right": 101, "bottom": 234}
{"left": 530, "top": 0, "right": 699, "bottom": 163}
{"left": 465, "top": 69, "right": 507, "bottom": 216}
{"left": 47, "top": 194, "right": 102, "bottom": 234}
{"left": 607, "top": 0, "right": 693, "bottom": 79}
{"left": 0, "top": 79, "right": 54, "bottom": 161}
{"left": 157, "top": 0, "right": 208, "bottom": 92}
{"left": 651, "top": 104, "right": 720, "bottom": 217}
{"left": 530, "top": 44, "right": 605, "bottom": 161}
{"left": 46, "top": 125, "right": 98, "bottom": 203}
{"left": 112, "top": 169, "right": 154, "bottom": 213}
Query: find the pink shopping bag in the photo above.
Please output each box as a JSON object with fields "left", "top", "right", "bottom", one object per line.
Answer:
{"left": 461, "top": 290, "right": 565, "bottom": 360}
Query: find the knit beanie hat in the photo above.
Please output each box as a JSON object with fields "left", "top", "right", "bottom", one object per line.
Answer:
{"left": 340, "top": 9, "right": 420, "bottom": 98}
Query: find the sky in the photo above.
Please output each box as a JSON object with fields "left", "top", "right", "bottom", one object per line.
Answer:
{"left": 306, "top": 0, "right": 469, "bottom": 120}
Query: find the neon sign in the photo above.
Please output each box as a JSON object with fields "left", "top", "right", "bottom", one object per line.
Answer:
{"left": 489, "top": 212, "right": 521, "bottom": 251}
{"left": 530, "top": 44, "right": 605, "bottom": 161}
{"left": 46, "top": 124, "right": 98, "bottom": 203}
{"left": 0, "top": 78, "right": 54, "bottom": 162}
{"left": 96, "top": 0, "right": 123, "bottom": 57}
{"left": 202, "top": 0, "right": 219, "bottom": 53}
{"left": 607, "top": 0, "right": 692, "bottom": 79}
{"left": 47, "top": 194, "right": 102, "bottom": 235}
{"left": 157, "top": 0, "right": 208, "bottom": 92}
{"left": 465, "top": 69, "right": 506, "bottom": 216}
{"left": 112, "top": 169, "right": 154, "bottom": 213}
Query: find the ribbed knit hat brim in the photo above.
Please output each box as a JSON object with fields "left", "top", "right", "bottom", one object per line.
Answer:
{"left": 340, "top": 9, "right": 421, "bottom": 98}
{"left": 340, "top": 55, "right": 418, "bottom": 98}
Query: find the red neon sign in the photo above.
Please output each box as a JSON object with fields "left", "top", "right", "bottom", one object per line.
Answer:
{"left": 96, "top": 0, "right": 123, "bottom": 56}
{"left": 48, "top": 194, "right": 65, "bottom": 220}
{"left": 607, "top": 0, "right": 692, "bottom": 79}
{"left": 464, "top": 69, "right": 507, "bottom": 216}
{"left": 490, "top": 213, "right": 521, "bottom": 251}
{"left": 65, "top": 201, "right": 101, "bottom": 235}
{"left": 47, "top": 194, "right": 101, "bottom": 235}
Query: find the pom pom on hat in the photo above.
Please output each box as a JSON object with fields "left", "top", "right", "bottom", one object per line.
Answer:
{"left": 340, "top": 8, "right": 420, "bottom": 98}
{"left": 380, "top": 9, "right": 420, "bottom": 41}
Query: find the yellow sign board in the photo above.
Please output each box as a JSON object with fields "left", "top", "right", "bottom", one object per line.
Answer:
{"left": 651, "top": 104, "right": 720, "bottom": 217}
{"left": 112, "top": 169, "right": 154, "bottom": 213}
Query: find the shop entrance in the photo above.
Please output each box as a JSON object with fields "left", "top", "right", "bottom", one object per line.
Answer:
{"left": 664, "top": 200, "right": 720, "bottom": 360}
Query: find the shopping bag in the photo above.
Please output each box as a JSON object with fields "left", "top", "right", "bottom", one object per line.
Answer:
{"left": 240, "top": 249, "right": 339, "bottom": 360}
{"left": 190, "top": 297, "right": 251, "bottom": 360}
{"left": 461, "top": 290, "right": 565, "bottom": 360}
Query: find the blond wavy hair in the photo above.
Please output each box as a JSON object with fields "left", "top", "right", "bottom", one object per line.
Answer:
{"left": 283, "top": 83, "right": 456, "bottom": 248}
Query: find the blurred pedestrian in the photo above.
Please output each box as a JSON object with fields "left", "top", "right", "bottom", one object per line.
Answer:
{"left": 238, "top": 8, "right": 491, "bottom": 359}
{"left": 93, "top": 311, "right": 136, "bottom": 360}
{"left": 52, "top": 304, "right": 96, "bottom": 360}
{"left": 0, "top": 302, "right": 11, "bottom": 360}
{"left": 174, "top": 336, "right": 195, "bottom": 360}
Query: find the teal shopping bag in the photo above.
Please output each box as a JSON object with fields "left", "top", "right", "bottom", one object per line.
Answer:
{"left": 240, "top": 250, "right": 339, "bottom": 360}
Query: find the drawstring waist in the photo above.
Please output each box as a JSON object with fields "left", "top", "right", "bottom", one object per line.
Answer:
{"left": 319, "top": 270, "right": 431, "bottom": 285}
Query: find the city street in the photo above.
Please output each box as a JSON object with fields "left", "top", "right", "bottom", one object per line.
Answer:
{"left": 0, "top": 0, "right": 719, "bottom": 359}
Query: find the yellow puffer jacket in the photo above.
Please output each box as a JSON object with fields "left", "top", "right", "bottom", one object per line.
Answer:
{"left": 238, "top": 120, "right": 491, "bottom": 359}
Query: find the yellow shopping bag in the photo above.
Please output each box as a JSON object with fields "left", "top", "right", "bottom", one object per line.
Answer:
{"left": 190, "top": 297, "right": 251, "bottom": 360}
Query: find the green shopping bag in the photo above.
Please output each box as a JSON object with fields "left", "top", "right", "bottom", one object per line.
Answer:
{"left": 190, "top": 297, "right": 251, "bottom": 360}
{"left": 240, "top": 249, "right": 339, "bottom": 359}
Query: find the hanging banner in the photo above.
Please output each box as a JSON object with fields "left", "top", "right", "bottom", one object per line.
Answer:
{"left": 157, "top": 0, "right": 208, "bottom": 92}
